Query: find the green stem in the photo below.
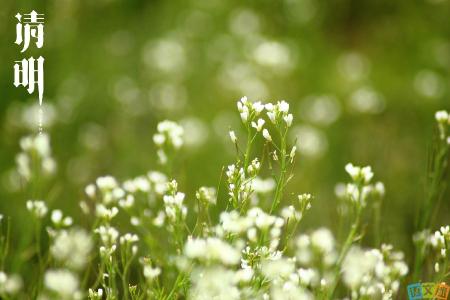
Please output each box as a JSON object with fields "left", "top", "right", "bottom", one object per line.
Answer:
{"left": 328, "top": 206, "right": 362, "bottom": 300}
{"left": 270, "top": 129, "right": 287, "bottom": 214}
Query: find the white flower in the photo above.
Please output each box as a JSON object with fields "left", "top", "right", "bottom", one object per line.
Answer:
{"left": 261, "top": 258, "right": 295, "bottom": 280}
{"left": 196, "top": 187, "right": 217, "bottom": 205}
{"left": 163, "top": 192, "right": 185, "bottom": 208}
{"left": 119, "top": 194, "right": 135, "bottom": 208}
{"left": 153, "top": 133, "right": 166, "bottom": 146}
{"left": 263, "top": 129, "right": 272, "bottom": 142}
{"left": 298, "top": 268, "right": 318, "bottom": 286}
{"left": 120, "top": 233, "right": 139, "bottom": 245}
{"left": 96, "top": 204, "right": 119, "bottom": 220}
{"left": 251, "top": 118, "right": 265, "bottom": 132}
{"left": 289, "top": 146, "right": 297, "bottom": 162}
{"left": 154, "top": 120, "right": 184, "bottom": 149}
{"left": 345, "top": 163, "right": 373, "bottom": 183}
{"left": 253, "top": 101, "right": 265, "bottom": 114}
{"left": 51, "top": 228, "right": 93, "bottom": 270}
{"left": 85, "top": 184, "right": 96, "bottom": 198}
{"left": 435, "top": 110, "right": 449, "bottom": 123}
{"left": 229, "top": 131, "right": 237, "bottom": 144}
{"left": 281, "top": 206, "right": 301, "bottom": 221}
{"left": 95, "top": 226, "right": 119, "bottom": 247}
{"left": 26, "top": 200, "right": 48, "bottom": 218}
{"left": 51, "top": 210, "right": 73, "bottom": 227}
{"left": 184, "top": 237, "right": 240, "bottom": 265}
{"left": 44, "top": 269, "right": 79, "bottom": 297}
{"left": 96, "top": 176, "right": 118, "bottom": 190}
{"left": 143, "top": 265, "right": 161, "bottom": 280}
{"left": 190, "top": 266, "right": 240, "bottom": 300}
{"left": 345, "top": 163, "right": 359, "bottom": 180}
{"left": 267, "top": 111, "right": 276, "bottom": 123}
{"left": 298, "top": 194, "right": 312, "bottom": 210}
{"left": 0, "top": 272, "right": 22, "bottom": 295}
{"left": 279, "top": 100, "right": 290, "bottom": 113}
{"left": 310, "top": 228, "right": 334, "bottom": 253}
{"left": 240, "top": 110, "right": 249, "bottom": 122}
{"left": 283, "top": 114, "right": 293, "bottom": 127}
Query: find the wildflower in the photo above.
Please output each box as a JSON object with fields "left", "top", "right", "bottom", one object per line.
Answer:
{"left": 279, "top": 100, "right": 289, "bottom": 113}
{"left": 229, "top": 130, "right": 237, "bottom": 144}
{"left": 435, "top": 110, "right": 449, "bottom": 123}
{"left": 95, "top": 225, "right": 119, "bottom": 247}
{"left": 220, "top": 211, "right": 252, "bottom": 234}
{"left": 51, "top": 228, "right": 93, "bottom": 270}
{"left": 289, "top": 146, "right": 296, "bottom": 162}
{"left": 120, "top": 233, "right": 139, "bottom": 245}
{"left": 263, "top": 129, "right": 272, "bottom": 142}
{"left": 88, "top": 288, "right": 103, "bottom": 300}
{"left": 310, "top": 228, "right": 335, "bottom": 254}
{"left": 281, "top": 205, "right": 301, "bottom": 221}
{"left": 196, "top": 186, "right": 217, "bottom": 205}
{"left": 261, "top": 258, "right": 295, "bottom": 280}
{"left": 95, "top": 204, "right": 119, "bottom": 221}
{"left": 190, "top": 266, "right": 240, "bottom": 300}
{"left": 0, "top": 272, "right": 22, "bottom": 295}
{"left": 118, "top": 194, "right": 135, "bottom": 209}
{"left": 283, "top": 114, "right": 293, "bottom": 127}
{"left": 51, "top": 210, "right": 73, "bottom": 227}
{"left": 184, "top": 237, "right": 241, "bottom": 265}
{"left": 44, "top": 269, "right": 79, "bottom": 298}
{"left": 84, "top": 184, "right": 96, "bottom": 199}
{"left": 247, "top": 158, "right": 261, "bottom": 176}
{"left": 16, "top": 134, "right": 56, "bottom": 181}
{"left": 252, "top": 177, "right": 276, "bottom": 194}
{"left": 298, "top": 194, "right": 312, "bottom": 211}
{"left": 156, "top": 120, "right": 184, "bottom": 149}
{"left": 251, "top": 118, "right": 265, "bottom": 132}
{"left": 152, "top": 211, "right": 165, "bottom": 227}
{"left": 26, "top": 200, "right": 48, "bottom": 218}
{"left": 143, "top": 265, "right": 161, "bottom": 280}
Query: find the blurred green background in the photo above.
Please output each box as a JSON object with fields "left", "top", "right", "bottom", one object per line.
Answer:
{"left": 0, "top": 0, "right": 449, "bottom": 271}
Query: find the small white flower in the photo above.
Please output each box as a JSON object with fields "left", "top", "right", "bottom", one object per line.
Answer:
{"left": 51, "top": 209, "right": 73, "bottom": 227}
{"left": 96, "top": 204, "right": 119, "bottom": 220}
{"left": 51, "top": 228, "right": 93, "bottom": 270}
{"left": 120, "top": 233, "right": 139, "bottom": 245}
{"left": 279, "top": 100, "right": 289, "bottom": 113}
{"left": 435, "top": 110, "right": 449, "bottom": 123}
{"left": 229, "top": 131, "right": 237, "bottom": 144}
{"left": 26, "top": 200, "right": 48, "bottom": 218}
{"left": 251, "top": 118, "right": 265, "bottom": 132}
{"left": 253, "top": 101, "right": 265, "bottom": 114}
{"left": 143, "top": 265, "right": 161, "bottom": 280}
{"left": 85, "top": 184, "right": 96, "bottom": 198}
{"left": 44, "top": 269, "right": 79, "bottom": 297}
{"left": 240, "top": 110, "right": 249, "bottom": 122}
{"left": 283, "top": 114, "right": 293, "bottom": 127}
{"left": 263, "top": 129, "right": 272, "bottom": 142}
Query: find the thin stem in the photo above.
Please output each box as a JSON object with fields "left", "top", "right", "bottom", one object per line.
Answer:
{"left": 328, "top": 206, "right": 362, "bottom": 300}
{"left": 270, "top": 128, "right": 287, "bottom": 214}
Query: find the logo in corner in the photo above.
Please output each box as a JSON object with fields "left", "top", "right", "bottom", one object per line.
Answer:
{"left": 407, "top": 282, "right": 450, "bottom": 300}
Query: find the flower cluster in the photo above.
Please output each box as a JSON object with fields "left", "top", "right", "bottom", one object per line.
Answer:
{"left": 342, "top": 244, "right": 408, "bottom": 299}
{"left": 429, "top": 225, "right": 450, "bottom": 273}
{"left": 435, "top": 110, "right": 450, "bottom": 142}
{"left": 340, "top": 163, "right": 385, "bottom": 208}
{"left": 153, "top": 120, "right": 184, "bottom": 164}
{"left": 15, "top": 133, "right": 56, "bottom": 182}
{"left": 1, "top": 99, "right": 448, "bottom": 300}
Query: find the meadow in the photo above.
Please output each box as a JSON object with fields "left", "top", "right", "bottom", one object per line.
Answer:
{"left": 0, "top": 0, "right": 449, "bottom": 299}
